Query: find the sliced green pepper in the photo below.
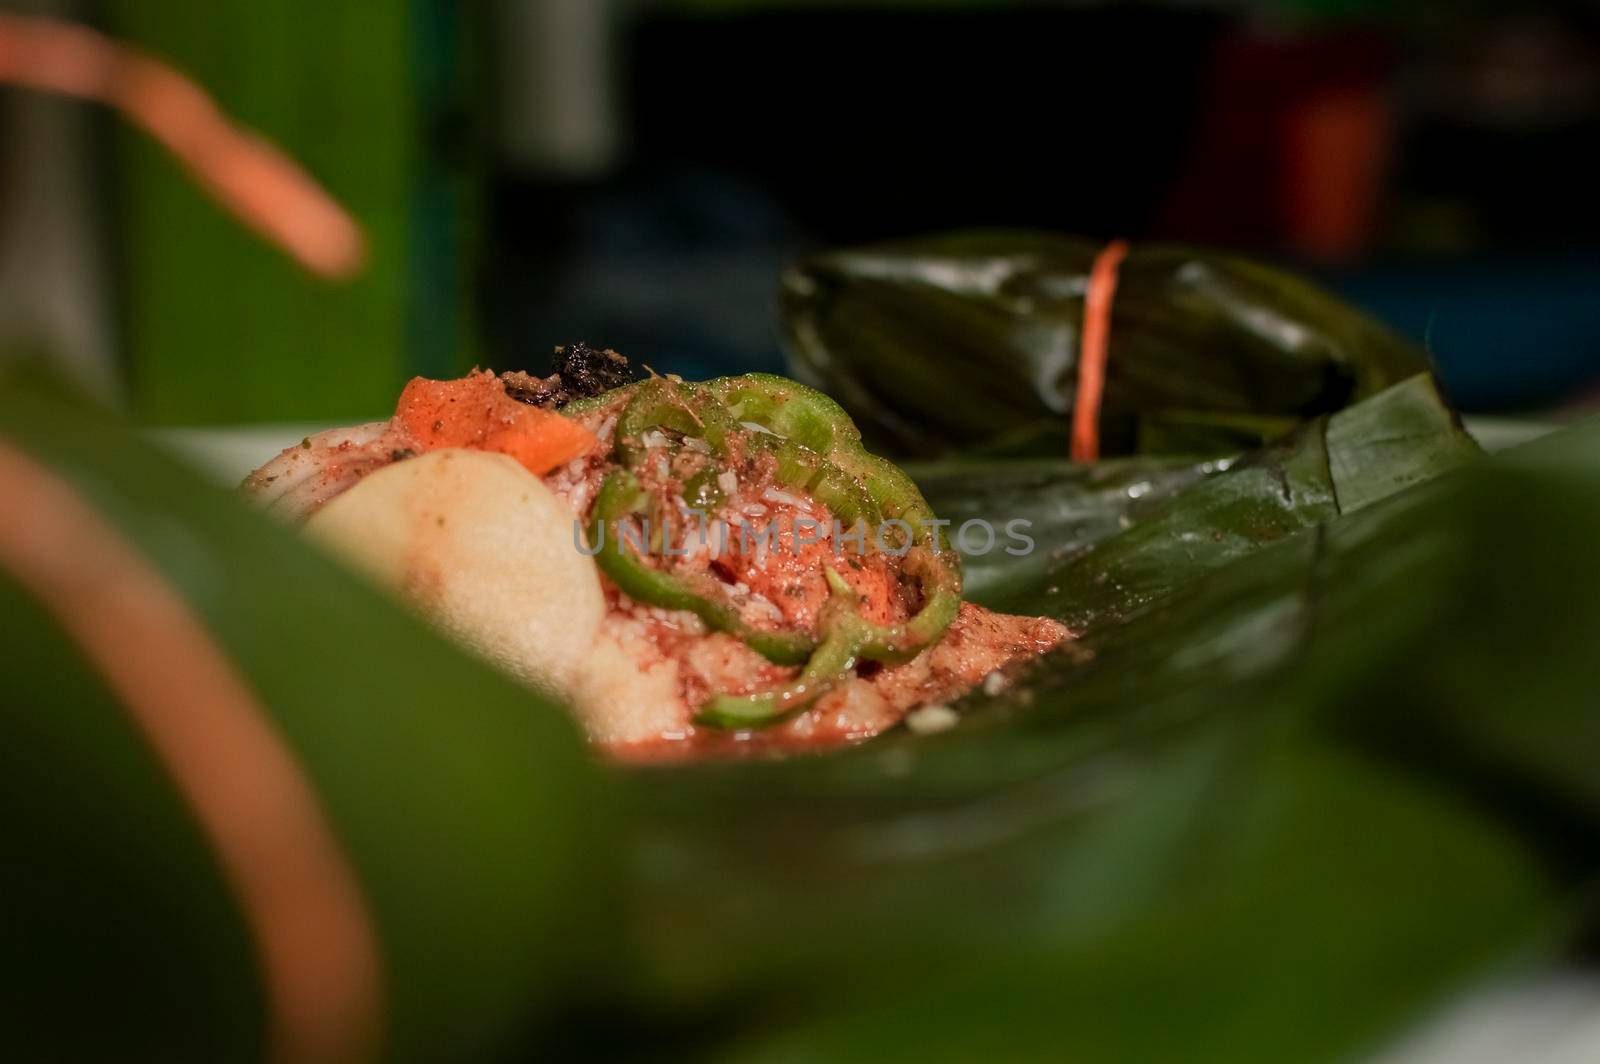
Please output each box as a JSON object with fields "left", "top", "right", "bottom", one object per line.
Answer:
{"left": 587, "top": 468, "right": 815, "bottom": 666}
{"left": 710, "top": 374, "right": 963, "bottom": 668}
{"left": 698, "top": 571, "right": 870, "bottom": 727}
{"left": 572, "top": 373, "right": 964, "bottom": 728}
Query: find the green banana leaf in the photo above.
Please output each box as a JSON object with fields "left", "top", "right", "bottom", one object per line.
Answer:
{"left": 911, "top": 373, "right": 1475, "bottom": 613}
{"left": 0, "top": 373, "right": 611, "bottom": 1062}
{"left": 907, "top": 452, "right": 1227, "bottom": 602}
{"left": 596, "top": 396, "right": 1594, "bottom": 1064}
{"left": 781, "top": 230, "right": 1431, "bottom": 459}
{"left": 3, "top": 364, "right": 1596, "bottom": 1063}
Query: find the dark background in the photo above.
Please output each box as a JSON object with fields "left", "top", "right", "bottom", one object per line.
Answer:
{"left": 4, "top": 0, "right": 1599, "bottom": 419}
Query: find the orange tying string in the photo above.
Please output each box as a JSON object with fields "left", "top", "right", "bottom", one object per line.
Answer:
{"left": 0, "top": 14, "right": 364, "bottom": 279}
{"left": 1070, "top": 239, "right": 1128, "bottom": 462}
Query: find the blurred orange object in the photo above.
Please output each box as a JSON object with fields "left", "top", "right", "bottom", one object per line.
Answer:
{"left": 0, "top": 13, "right": 363, "bottom": 279}
{"left": 1283, "top": 83, "right": 1392, "bottom": 263}
{"left": 1157, "top": 28, "right": 1395, "bottom": 263}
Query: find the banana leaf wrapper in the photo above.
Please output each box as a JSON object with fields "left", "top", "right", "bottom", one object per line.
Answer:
{"left": 0, "top": 374, "right": 613, "bottom": 1062}
{"left": 2, "top": 368, "right": 1596, "bottom": 1062}
{"left": 915, "top": 373, "right": 1478, "bottom": 622}
{"left": 780, "top": 230, "right": 1431, "bottom": 459}
{"left": 605, "top": 399, "right": 1597, "bottom": 1063}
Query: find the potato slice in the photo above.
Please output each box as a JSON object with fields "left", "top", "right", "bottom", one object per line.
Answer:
{"left": 304, "top": 449, "right": 605, "bottom": 695}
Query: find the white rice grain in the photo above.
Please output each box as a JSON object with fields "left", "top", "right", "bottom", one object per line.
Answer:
{"left": 905, "top": 704, "right": 959, "bottom": 735}
{"left": 762, "top": 487, "right": 805, "bottom": 508}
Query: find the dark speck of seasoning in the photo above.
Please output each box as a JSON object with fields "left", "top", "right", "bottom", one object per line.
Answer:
{"left": 389, "top": 448, "right": 416, "bottom": 462}
{"left": 432, "top": 420, "right": 444, "bottom": 432}
{"left": 436, "top": 516, "right": 446, "bottom": 527}
{"left": 554, "top": 341, "right": 637, "bottom": 399}
{"left": 300, "top": 438, "right": 311, "bottom": 449}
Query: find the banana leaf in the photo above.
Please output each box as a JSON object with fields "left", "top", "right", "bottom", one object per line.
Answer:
{"left": 592, "top": 410, "right": 1595, "bottom": 1064}
{"left": 912, "top": 373, "right": 1475, "bottom": 613}
{"left": 907, "top": 453, "right": 1228, "bottom": 602}
{"left": 780, "top": 230, "right": 1431, "bottom": 459}
{"left": 3, "top": 365, "right": 1597, "bottom": 1062}
{"left": 616, "top": 436, "right": 1597, "bottom": 1064}
{"left": 0, "top": 373, "right": 612, "bottom": 1062}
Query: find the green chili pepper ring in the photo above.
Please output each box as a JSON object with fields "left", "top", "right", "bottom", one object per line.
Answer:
{"left": 574, "top": 374, "right": 962, "bottom": 728}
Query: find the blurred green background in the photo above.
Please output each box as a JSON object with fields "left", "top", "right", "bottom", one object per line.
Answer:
{"left": 103, "top": 0, "right": 474, "bottom": 422}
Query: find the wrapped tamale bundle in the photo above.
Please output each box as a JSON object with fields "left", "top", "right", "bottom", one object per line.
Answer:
{"left": 781, "top": 230, "right": 1430, "bottom": 459}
